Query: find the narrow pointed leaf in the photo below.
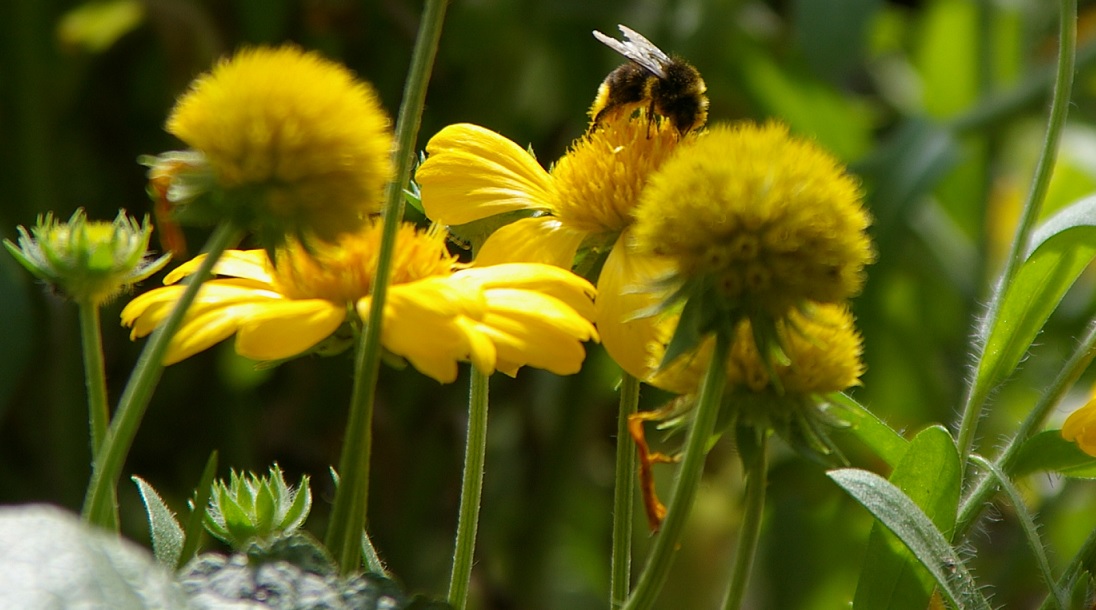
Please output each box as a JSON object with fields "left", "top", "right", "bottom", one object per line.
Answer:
{"left": 975, "top": 195, "right": 1096, "bottom": 395}
{"left": 179, "top": 450, "right": 218, "bottom": 567}
{"left": 131, "top": 476, "right": 183, "bottom": 568}
{"left": 829, "top": 467, "right": 991, "bottom": 610}
{"left": 852, "top": 426, "right": 961, "bottom": 610}
{"left": 282, "top": 475, "right": 312, "bottom": 532}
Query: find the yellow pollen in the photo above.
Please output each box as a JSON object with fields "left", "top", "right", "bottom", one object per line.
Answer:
{"left": 551, "top": 112, "right": 688, "bottom": 235}
{"left": 272, "top": 221, "right": 456, "bottom": 302}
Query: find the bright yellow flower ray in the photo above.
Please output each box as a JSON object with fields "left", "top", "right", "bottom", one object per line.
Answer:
{"left": 417, "top": 113, "right": 689, "bottom": 380}
{"left": 417, "top": 123, "right": 557, "bottom": 225}
{"left": 1063, "top": 389, "right": 1096, "bottom": 458}
{"left": 122, "top": 221, "right": 598, "bottom": 383}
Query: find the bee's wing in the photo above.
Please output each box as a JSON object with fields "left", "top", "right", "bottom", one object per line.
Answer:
{"left": 593, "top": 24, "right": 670, "bottom": 78}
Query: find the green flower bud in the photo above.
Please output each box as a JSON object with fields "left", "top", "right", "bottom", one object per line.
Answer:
{"left": 4, "top": 208, "right": 170, "bottom": 306}
{"left": 205, "top": 465, "right": 312, "bottom": 550}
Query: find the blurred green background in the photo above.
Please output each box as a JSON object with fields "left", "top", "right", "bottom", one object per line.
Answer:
{"left": 4, "top": 0, "right": 1096, "bottom": 608}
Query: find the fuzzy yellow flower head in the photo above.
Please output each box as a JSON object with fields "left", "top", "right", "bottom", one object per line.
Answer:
{"left": 121, "top": 220, "right": 598, "bottom": 383}
{"left": 5, "top": 209, "right": 170, "bottom": 306}
{"left": 164, "top": 45, "right": 393, "bottom": 246}
{"left": 1062, "top": 387, "right": 1096, "bottom": 458}
{"left": 649, "top": 303, "right": 864, "bottom": 397}
{"left": 632, "top": 122, "right": 874, "bottom": 316}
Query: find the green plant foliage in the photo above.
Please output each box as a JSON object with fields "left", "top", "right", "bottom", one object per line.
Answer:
{"left": 1011, "top": 430, "right": 1096, "bottom": 479}
{"left": 829, "top": 468, "right": 991, "bottom": 610}
{"left": 133, "top": 475, "right": 184, "bottom": 568}
{"left": 975, "top": 194, "right": 1096, "bottom": 396}
{"left": 852, "top": 426, "right": 961, "bottom": 610}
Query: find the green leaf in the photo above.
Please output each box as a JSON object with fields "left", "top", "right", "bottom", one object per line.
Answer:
{"left": 179, "top": 451, "right": 218, "bottom": 567}
{"left": 853, "top": 426, "right": 961, "bottom": 610}
{"left": 254, "top": 479, "right": 278, "bottom": 536}
{"left": 282, "top": 474, "right": 312, "bottom": 532}
{"left": 1010, "top": 430, "right": 1096, "bottom": 479}
{"left": 975, "top": 195, "right": 1096, "bottom": 394}
{"left": 830, "top": 467, "right": 991, "bottom": 610}
{"left": 0, "top": 504, "right": 190, "bottom": 608}
{"left": 827, "top": 392, "right": 909, "bottom": 468}
{"left": 132, "top": 476, "right": 184, "bottom": 568}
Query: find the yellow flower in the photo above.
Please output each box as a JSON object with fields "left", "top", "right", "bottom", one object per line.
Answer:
{"left": 648, "top": 304, "right": 864, "bottom": 397}
{"left": 163, "top": 45, "right": 393, "bottom": 245}
{"left": 121, "top": 220, "right": 598, "bottom": 383}
{"left": 1063, "top": 389, "right": 1096, "bottom": 458}
{"left": 415, "top": 113, "right": 689, "bottom": 379}
{"left": 632, "top": 121, "right": 874, "bottom": 316}
{"left": 5, "top": 209, "right": 170, "bottom": 306}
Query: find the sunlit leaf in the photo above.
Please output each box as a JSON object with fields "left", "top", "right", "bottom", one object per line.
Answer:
{"left": 1010, "top": 430, "right": 1096, "bottom": 479}
{"left": 830, "top": 467, "right": 991, "bottom": 610}
{"left": 827, "top": 392, "right": 909, "bottom": 468}
{"left": 57, "top": 0, "right": 145, "bottom": 53}
{"left": 852, "top": 426, "right": 961, "bottom": 610}
{"left": 975, "top": 195, "right": 1096, "bottom": 394}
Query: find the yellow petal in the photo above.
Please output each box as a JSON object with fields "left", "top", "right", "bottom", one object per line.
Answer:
{"left": 474, "top": 289, "right": 597, "bottom": 375}
{"left": 165, "top": 302, "right": 270, "bottom": 364}
{"left": 364, "top": 279, "right": 495, "bottom": 383}
{"left": 596, "top": 234, "right": 675, "bottom": 380}
{"left": 417, "top": 123, "right": 555, "bottom": 225}
{"left": 235, "top": 299, "right": 346, "bottom": 361}
{"left": 473, "top": 217, "right": 586, "bottom": 268}
{"left": 121, "top": 280, "right": 282, "bottom": 338}
{"left": 1063, "top": 400, "right": 1096, "bottom": 457}
{"left": 164, "top": 249, "right": 273, "bottom": 285}
{"left": 452, "top": 263, "right": 596, "bottom": 320}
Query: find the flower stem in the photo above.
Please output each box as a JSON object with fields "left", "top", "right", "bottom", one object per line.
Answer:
{"left": 447, "top": 368, "right": 490, "bottom": 610}
{"left": 77, "top": 299, "right": 115, "bottom": 529}
{"left": 81, "top": 221, "right": 238, "bottom": 529}
{"left": 77, "top": 301, "right": 109, "bottom": 456}
{"left": 721, "top": 432, "right": 768, "bottom": 610}
{"left": 611, "top": 373, "right": 640, "bottom": 608}
{"left": 324, "top": 0, "right": 447, "bottom": 574}
{"left": 955, "top": 316, "right": 1096, "bottom": 538}
{"left": 954, "top": 0, "right": 1076, "bottom": 466}
{"left": 622, "top": 331, "right": 730, "bottom": 610}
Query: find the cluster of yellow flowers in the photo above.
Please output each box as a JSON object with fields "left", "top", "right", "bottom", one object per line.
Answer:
{"left": 12, "top": 43, "right": 874, "bottom": 399}
{"left": 123, "top": 45, "right": 599, "bottom": 383}
{"left": 415, "top": 66, "right": 873, "bottom": 413}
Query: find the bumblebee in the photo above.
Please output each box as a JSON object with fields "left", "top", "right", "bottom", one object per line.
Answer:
{"left": 589, "top": 25, "right": 708, "bottom": 135}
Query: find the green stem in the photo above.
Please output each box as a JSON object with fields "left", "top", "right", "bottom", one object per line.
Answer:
{"left": 81, "top": 221, "right": 238, "bottom": 529}
{"left": 77, "top": 301, "right": 110, "bottom": 456}
{"left": 622, "top": 332, "right": 730, "bottom": 610}
{"left": 611, "top": 373, "right": 640, "bottom": 608}
{"left": 968, "top": 455, "right": 1068, "bottom": 610}
{"left": 324, "top": 0, "right": 447, "bottom": 574}
{"left": 955, "top": 316, "right": 1096, "bottom": 537}
{"left": 1037, "top": 525, "right": 1096, "bottom": 610}
{"left": 721, "top": 433, "right": 768, "bottom": 610}
{"left": 447, "top": 368, "right": 490, "bottom": 610}
{"left": 954, "top": 0, "right": 1076, "bottom": 466}
{"left": 77, "top": 300, "right": 115, "bottom": 529}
